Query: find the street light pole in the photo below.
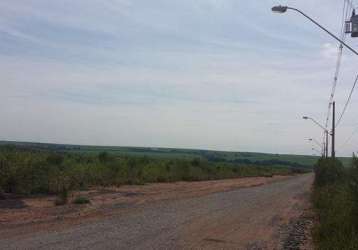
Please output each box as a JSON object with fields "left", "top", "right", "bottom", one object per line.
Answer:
{"left": 272, "top": 6, "right": 358, "bottom": 56}
{"left": 302, "top": 116, "right": 327, "bottom": 131}
{"left": 273, "top": 6, "right": 344, "bottom": 158}
{"left": 312, "top": 147, "right": 321, "bottom": 155}
{"left": 332, "top": 101, "right": 336, "bottom": 158}
{"left": 325, "top": 131, "right": 329, "bottom": 158}
{"left": 308, "top": 138, "right": 324, "bottom": 157}
{"left": 303, "top": 116, "right": 330, "bottom": 158}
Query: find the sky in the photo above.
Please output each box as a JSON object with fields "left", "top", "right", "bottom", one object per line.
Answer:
{"left": 0, "top": 0, "right": 358, "bottom": 156}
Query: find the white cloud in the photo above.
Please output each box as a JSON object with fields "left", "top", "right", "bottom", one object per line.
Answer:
{"left": 321, "top": 42, "right": 340, "bottom": 59}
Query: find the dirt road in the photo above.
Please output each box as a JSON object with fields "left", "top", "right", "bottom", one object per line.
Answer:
{"left": 0, "top": 174, "right": 313, "bottom": 249}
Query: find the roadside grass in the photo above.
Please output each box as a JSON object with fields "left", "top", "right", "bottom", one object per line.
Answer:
{"left": 312, "top": 157, "right": 358, "bottom": 249}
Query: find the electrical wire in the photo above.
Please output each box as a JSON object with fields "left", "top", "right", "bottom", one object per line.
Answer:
{"left": 321, "top": 0, "right": 350, "bottom": 147}
{"left": 324, "top": 1, "right": 349, "bottom": 131}
{"left": 334, "top": 1, "right": 358, "bottom": 127}
{"left": 339, "top": 125, "right": 358, "bottom": 149}
{"left": 336, "top": 74, "right": 358, "bottom": 126}
{"left": 345, "top": 0, "right": 355, "bottom": 12}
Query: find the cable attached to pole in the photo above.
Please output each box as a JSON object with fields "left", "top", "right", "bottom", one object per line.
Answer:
{"left": 336, "top": 74, "right": 358, "bottom": 127}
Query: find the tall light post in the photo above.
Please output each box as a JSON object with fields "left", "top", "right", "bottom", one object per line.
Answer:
{"left": 271, "top": 5, "right": 358, "bottom": 56}
{"left": 312, "top": 147, "right": 321, "bottom": 155}
{"left": 332, "top": 102, "right": 336, "bottom": 159}
{"left": 272, "top": 6, "right": 345, "bottom": 158}
{"left": 308, "top": 138, "right": 322, "bottom": 148}
{"left": 308, "top": 138, "right": 324, "bottom": 156}
{"left": 303, "top": 116, "right": 330, "bottom": 158}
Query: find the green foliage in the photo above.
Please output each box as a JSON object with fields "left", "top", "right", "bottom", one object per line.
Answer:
{"left": 98, "top": 152, "right": 110, "bottom": 163}
{"left": 0, "top": 145, "right": 304, "bottom": 196}
{"left": 314, "top": 158, "right": 345, "bottom": 187}
{"left": 46, "top": 154, "right": 64, "bottom": 165}
{"left": 313, "top": 156, "right": 358, "bottom": 249}
{"left": 0, "top": 141, "right": 322, "bottom": 168}
{"left": 73, "top": 196, "right": 90, "bottom": 204}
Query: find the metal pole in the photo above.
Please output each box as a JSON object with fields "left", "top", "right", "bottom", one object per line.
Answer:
{"left": 312, "top": 148, "right": 321, "bottom": 155}
{"left": 287, "top": 7, "right": 358, "bottom": 56}
{"left": 303, "top": 116, "right": 331, "bottom": 158}
{"left": 332, "top": 101, "right": 336, "bottom": 158}
{"left": 325, "top": 131, "right": 329, "bottom": 158}
{"left": 308, "top": 138, "right": 324, "bottom": 157}
{"left": 309, "top": 138, "right": 322, "bottom": 148}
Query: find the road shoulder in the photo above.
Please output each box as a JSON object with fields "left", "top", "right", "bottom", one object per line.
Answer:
{"left": 0, "top": 175, "right": 294, "bottom": 239}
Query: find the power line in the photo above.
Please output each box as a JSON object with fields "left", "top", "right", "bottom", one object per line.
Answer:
{"left": 340, "top": 125, "right": 358, "bottom": 148}
{"left": 320, "top": 0, "right": 352, "bottom": 151}
{"left": 324, "top": 45, "right": 344, "bottom": 127}
{"left": 336, "top": 74, "right": 358, "bottom": 126}
{"left": 321, "top": 0, "right": 350, "bottom": 151}
{"left": 334, "top": 1, "right": 358, "bottom": 127}
{"left": 342, "top": 0, "right": 348, "bottom": 37}
{"left": 324, "top": 1, "right": 349, "bottom": 131}
{"left": 345, "top": 0, "right": 355, "bottom": 11}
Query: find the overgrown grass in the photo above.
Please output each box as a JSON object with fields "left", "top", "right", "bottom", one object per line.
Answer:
{"left": 0, "top": 145, "right": 308, "bottom": 198}
{"left": 312, "top": 157, "right": 358, "bottom": 249}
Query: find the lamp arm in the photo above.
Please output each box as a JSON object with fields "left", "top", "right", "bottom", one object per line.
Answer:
{"left": 288, "top": 7, "right": 358, "bottom": 56}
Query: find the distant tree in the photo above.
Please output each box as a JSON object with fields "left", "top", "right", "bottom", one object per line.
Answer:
{"left": 98, "top": 152, "right": 109, "bottom": 163}
{"left": 191, "top": 158, "right": 201, "bottom": 167}
{"left": 46, "top": 154, "right": 64, "bottom": 166}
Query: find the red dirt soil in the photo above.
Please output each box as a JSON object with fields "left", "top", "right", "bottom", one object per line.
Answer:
{"left": 0, "top": 175, "right": 291, "bottom": 233}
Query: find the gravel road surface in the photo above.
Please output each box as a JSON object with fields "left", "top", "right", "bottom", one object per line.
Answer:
{"left": 0, "top": 174, "right": 313, "bottom": 250}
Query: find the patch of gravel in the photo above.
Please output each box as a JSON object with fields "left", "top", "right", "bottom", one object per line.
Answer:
{"left": 0, "top": 174, "right": 314, "bottom": 250}
{"left": 281, "top": 212, "right": 314, "bottom": 250}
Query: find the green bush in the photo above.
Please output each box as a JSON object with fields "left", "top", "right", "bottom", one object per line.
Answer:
{"left": 0, "top": 145, "right": 301, "bottom": 196}
{"left": 73, "top": 196, "right": 90, "bottom": 205}
{"left": 314, "top": 158, "right": 345, "bottom": 187}
{"left": 313, "top": 157, "right": 358, "bottom": 249}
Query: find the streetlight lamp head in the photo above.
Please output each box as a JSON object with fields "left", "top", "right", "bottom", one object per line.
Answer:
{"left": 302, "top": 116, "right": 309, "bottom": 120}
{"left": 272, "top": 5, "right": 288, "bottom": 13}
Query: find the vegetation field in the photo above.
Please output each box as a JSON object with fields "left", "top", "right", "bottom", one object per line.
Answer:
{"left": 0, "top": 140, "right": 324, "bottom": 168}
{"left": 0, "top": 140, "right": 316, "bottom": 204}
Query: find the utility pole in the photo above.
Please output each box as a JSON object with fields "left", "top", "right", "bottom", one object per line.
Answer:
{"left": 325, "top": 131, "right": 329, "bottom": 158}
{"left": 332, "top": 101, "right": 336, "bottom": 159}
{"left": 303, "top": 116, "right": 330, "bottom": 158}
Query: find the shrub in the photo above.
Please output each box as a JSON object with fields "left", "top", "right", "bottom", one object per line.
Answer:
{"left": 47, "top": 154, "right": 64, "bottom": 166}
{"left": 314, "top": 158, "right": 344, "bottom": 187}
{"left": 73, "top": 196, "right": 90, "bottom": 205}
{"left": 313, "top": 157, "right": 358, "bottom": 249}
{"left": 0, "top": 145, "right": 301, "bottom": 196}
{"left": 98, "top": 152, "right": 109, "bottom": 163}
